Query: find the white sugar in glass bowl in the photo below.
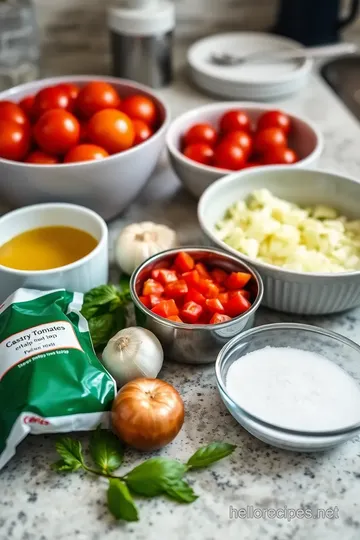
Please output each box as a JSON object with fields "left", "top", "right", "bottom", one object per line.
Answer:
{"left": 198, "top": 166, "right": 360, "bottom": 315}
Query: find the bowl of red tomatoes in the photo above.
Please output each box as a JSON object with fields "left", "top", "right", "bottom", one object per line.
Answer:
{"left": 166, "top": 102, "right": 323, "bottom": 198}
{"left": 0, "top": 76, "right": 170, "bottom": 220}
{"left": 130, "top": 247, "right": 263, "bottom": 364}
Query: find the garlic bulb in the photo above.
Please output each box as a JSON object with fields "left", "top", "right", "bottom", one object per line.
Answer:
{"left": 101, "top": 327, "right": 164, "bottom": 387}
{"left": 114, "top": 222, "right": 177, "bottom": 275}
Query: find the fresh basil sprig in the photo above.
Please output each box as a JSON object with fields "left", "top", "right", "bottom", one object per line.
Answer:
{"left": 81, "top": 278, "right": 132, "bottom": 350}
{"left": 51, "top": 430, "right": 236, "bottom": 522}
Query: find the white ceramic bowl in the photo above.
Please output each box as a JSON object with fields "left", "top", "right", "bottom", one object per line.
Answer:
{"left": 166, "top": 102, "right": 323, "bottom": 199}
{"left": 0, "top": 203, "right": 108, "bottom": 302}
{"left": 0, "top": 76, "right": 170, "bottom": 221}
{"left": 198, "top": 167, "right": 360, "bottom": 315}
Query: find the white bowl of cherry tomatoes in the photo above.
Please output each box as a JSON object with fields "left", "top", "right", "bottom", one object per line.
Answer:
{"left": 0, "top": 76, "right": 170, "bottom": 220}
{"left": 166, "top": 102, "right": 323, "bottom": 198}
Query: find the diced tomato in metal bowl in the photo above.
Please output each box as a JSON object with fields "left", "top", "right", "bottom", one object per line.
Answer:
{"left": 130, "top": 247, "right": 264, "bottom": 364}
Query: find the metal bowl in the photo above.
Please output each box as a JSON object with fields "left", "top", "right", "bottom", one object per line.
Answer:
{"left": 130, "top": 246, "right": 264, "bottom": 364}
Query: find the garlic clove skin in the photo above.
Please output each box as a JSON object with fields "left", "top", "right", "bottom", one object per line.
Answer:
{"left": 114, "top": 222, "right": 177, "bottom": 275}
{"left": 101, "top": 327, "right": 164, "bottom": 387}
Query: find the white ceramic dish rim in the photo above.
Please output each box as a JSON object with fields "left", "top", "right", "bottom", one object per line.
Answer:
{"left": 166, "top": 101, "right": 324, "bottom": 175}
{"left": 215, "top": 322, "right": 360, "bottom": 436}
{"left": 0, "top": 75, "right": 171, "bottom": 168}
{"left": 198, "top": 165, "right": 360, "bottom": 278}
{"left": 0, "top": 202, "right": 107, "bottom": 275}
{"left": 187, "top": 32, "right": 313, "bottom": 84}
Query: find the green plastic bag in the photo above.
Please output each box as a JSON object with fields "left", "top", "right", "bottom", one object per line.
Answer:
{"left": 0, "top": 288, "right": 116, "bottom": 470}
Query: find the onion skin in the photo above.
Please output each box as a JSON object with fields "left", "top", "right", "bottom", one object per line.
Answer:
{"left": 111, "top": 378, "right": 185, "bottom": 451}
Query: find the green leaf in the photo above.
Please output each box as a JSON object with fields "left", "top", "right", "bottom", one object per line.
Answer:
{"left": 107, "top": 479, "right": 139, "bottom": 522}
{"left": 187, "top": 442, "right": 236, "bottom": 469}
{"left": 118, "top": 277, "right": 131, "bottom": 301}
{"left": 82, "top": 284, "right": 119, "bottom": 319}
{"left": 164, "top": 479, "right": 198, "bottom": 503}
{"left": 89, "top": 428, "right": 124, "bottom": 474}
{"left": 51, "top": 459, "right": 82, "bottom": 472}
{"left": 125, "top": 458, "right": 187, "bottom": 497}
{"left": 55, "top": 438, "right": 84, "bottom": 468}
{"left": 88, "top": 313, "right": 116, "bottom": 348}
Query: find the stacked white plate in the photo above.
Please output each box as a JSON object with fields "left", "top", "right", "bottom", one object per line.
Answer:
{"left": 187, "top": 32, "right": 313, "bottom": 101}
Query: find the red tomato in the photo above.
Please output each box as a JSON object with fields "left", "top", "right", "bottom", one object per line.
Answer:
{"left": 242, "top": 161, "right": 262, "bottom": 169}
{"left": 262, "top": 147, "right": 298, "bottom": 165}
{"left": 211, "top": 268, "right": 228, "bottom": 284}
{"left": 184, "top": 288, "right": 206, "bottom": 307}
{"left": 209, "top": 313, "right": 231, "bottom": 324}
{"left": 226, "top": 272, "right": 252, "bottom": 289}
{"left": 34, "top": 109, "right": 80, "bottom": 155}
{"left": 152, "top": 299, "right": 179, "bottom": 317}
{"left": 214, "top": 141, "right": 246, "bottom": 170}
{"left": 121, "top": 95, "right": 157, "bottom": 127}
{"left": 257, "top": 110, "right": 291, "bottom": 135}
{"left": 56, "top": 83, "right": 80, "bottom": 103}
{"left": 226, "top": 291, "right": 251, "bottom": 317}
{"left": 76, "top": 81, "right": 121, "bottom": 118}
{"left": 221, "top": 130, "right": 253, "bottom": 156}
{"left": 195, "top": 262, "right": 211, "bottom": 279}
{"left": 142, "top": 279, "right": 164, "bottom": 296}
{"left": 33, "top": 86, "right": 71, "bottom": 117}
{"left": 205, "top": 298, "right": 225, "bottom": 314}
{"left": 254, "top": 128, "right": 287, "bottom": 154}
{"left": 183, "top": 123, "right": 217, "bottom": 147}
{"left": 183, "top": 143, "right": 214, "bottom": 166}
{"left": 64, "top": 144, "right": 109, "bottom": 163}
{"left": 19, "top": 95, "right": 35, "bottom": 120}
{"left": 0, "top": 120, "right": 30, "bottom": 161}
{"left": 0, "top": 101, "right": 28, "bottom": 126}
{"left": 167, "top": 315, "right": 183, "bottom": 323}
{"left": 149, "top": 294, "right": 161, "bottom": 307}
{"left": 139, "top": 295, "right": 151, "bottom": 309}
{"left": 164, "top": 280, "right": 188, "bottom": 299}
{"left": 181, "top": 301, "right": 203, "bottom": 323}
{"left": 174, "top": 252, "right": 194, "bottom": 273}
{"left": 197, "top": 279, "right": 219, "bottom": 299}
{"left": 218, "top": 292, "right": 229, "bottom": 306}
{"left": 132, "top": 119, "right": 153, "bottom": 145}
{"left": 156, "top": 269, "right": 178, "bottom": 286}
{"left": 87, "top": 109, "right": 134, "bottom": 154}
{"left": 219, "top": 110, "right": 251, "bottom": 134}
{"left": 25, "top": 150, "right": 59, "bottom": 164}
{"left": 79, "top": 122, "right": 89, "bottom": 143}
{"left": 182, "top": 269, "right": 200, "bottom": 288}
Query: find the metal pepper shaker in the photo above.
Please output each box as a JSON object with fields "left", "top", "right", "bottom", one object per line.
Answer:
{"left": 107, "top": 0, "right": 175, "bottom": 88}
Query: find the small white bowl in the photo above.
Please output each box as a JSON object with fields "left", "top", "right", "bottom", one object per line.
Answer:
{"left": 198, "top": 166, "right": 360, "bottom": 315}
{"left": 0, "top": 203, "right": 108, "bottom": 302}
{"left": 0, "top": 76, "right": 170, "bottom": 221}
{"left": 166, "top": 102, "right": 323, "bottom": 199}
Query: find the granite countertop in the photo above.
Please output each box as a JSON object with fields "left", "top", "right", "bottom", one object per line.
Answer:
{"left": 2, "top": 60, "right": 360, "bottom": 540}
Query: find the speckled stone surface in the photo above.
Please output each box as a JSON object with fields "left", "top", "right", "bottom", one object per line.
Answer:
{"left": 2, "top": 60, "right": 360, "bottom": 540}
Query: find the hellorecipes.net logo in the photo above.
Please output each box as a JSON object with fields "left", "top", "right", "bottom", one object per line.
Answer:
{"left": 229, "top": 505, "right": 339, "bottom": 521}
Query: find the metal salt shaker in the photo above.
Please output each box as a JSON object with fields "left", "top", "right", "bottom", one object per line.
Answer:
{"left": 107, "top": 0, "right": 175, "bottom": 88}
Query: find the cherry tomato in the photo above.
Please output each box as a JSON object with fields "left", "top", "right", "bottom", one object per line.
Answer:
{"left": 263, "top": 146, "right": 298, "bottom": 165}
{"left": 121, "top": 94, "right": 157, "bottom": 127}
{"left": 34, "top": 109, "right": 80, "bottom": 155}
{"left": 0, "top": 101, "right": 28, "bottom": 126}
{"left": 111, "top": 378, "right": 184, "bottom": 451}
{"left": 242, "top": 161, "right": 262, "bottom": 169}
{"left": 87, "top": 109, "right": 134, "bottom": 154}
{"left": 132, "top": 119, "right": 153, "bottom": 145}
{"left": 79, "top": 122, "right": 89, "bottom": 143}
{"left": 0, "top": 120, "right": 30, "bottom": 161}
{"left": 222, "top": 130, "right": 253, "bottom": 156}
{"left": 25, "top": 150, "right": 59, "bottom": 164}
{"left": 64, "top": 144, "right": 109, "bottom": 163}
{"left": 76, "top": 81, "right": 121, "bottom": 118}
{"left": 219, "top": 109, "right": 251, "bottom": 134}
{"left": 56, "top": 83, "right": 80, "bottom": 103}
{"left": 33, "top": 86, "right": 71, "bottom": 118}
{"left": 183, "top": 143, "right": 214, "bottom": 166}
{"left": 257, "top": 110, "right": 291, "bottom": 135}
{"left": 183, "top": 123, "right": 217, "bottom": 147}
{"left": 19, "top": 95, "right": 35, "bottom": 120}
{"left": 214, "top": 141, "right": 246, "bottom": 170}
{"left": 254, "top": 128, "right": 287, "bottom": 154}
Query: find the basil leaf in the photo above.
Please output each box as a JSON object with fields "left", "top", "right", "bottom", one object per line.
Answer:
{"left": 51, "top": 459, "right": 81, "bottom": 472}
{"left": 82, "top": 285, "right": 119, "bottom": 319}
{"left": 125, "top": 458, "right": 187, "bottom": 497}
{"left": 88, "top": 313, "right": 115, "bottom": 348}
{"left": 164, "top": 479, "right": 198, "bottom": 503}
{"left": 187, "top": 442, "right": 236, "bottom": 469}
{"left": 55, "top": 438, "right": 84, "bottom": 468}
{"left": 118, "top": 277, "right": 131, "bottom": 302}
{"left": 107, "top": 479, "right": 139, "bottom": 522}
{"left": 90, "top": 429, "right": 124, "bottom": 474}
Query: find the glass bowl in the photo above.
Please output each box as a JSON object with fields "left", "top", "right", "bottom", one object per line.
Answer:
{"left": 215, "top": 323, "right": 360, "bottom": 451}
